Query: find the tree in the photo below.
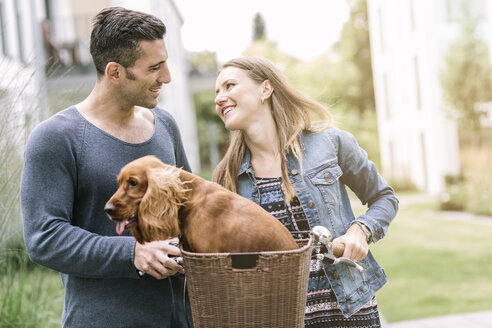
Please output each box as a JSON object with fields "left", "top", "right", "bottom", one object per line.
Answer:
{"left": 252, "top": 13, "right": 266, "bottom": 41}
{"left": 189, "top": 50, "right": 218, "bottom": 75}
{"left": 440, "top": 19, "right": 492, "bottom": 134}
{"left": 193, "top": 90, "right": 228, "bottom": 172}
{"left": 332, "top": 0, "right": 375, "bottom": 115}
{"left": 242, "top": 2, "right": 381, "bottom": 167}
{"left": 187, "top": 51, "right": 228, "bottom": 173}
{"left": 292, "top": 0, "right": 380, "bottom": 167}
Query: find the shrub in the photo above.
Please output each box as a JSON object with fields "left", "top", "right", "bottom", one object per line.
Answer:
{"left": 440, "top": 146, "right": 492, "bottom": 216}
{"left": 0, "top": 62, "right": 64, "bottom": 328}
{"left": 387, "top": 178, "right": 418, "bottom": 193}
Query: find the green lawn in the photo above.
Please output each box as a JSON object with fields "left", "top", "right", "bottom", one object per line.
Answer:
{"left": 369, "top": 194, "right": 492, "bottom": 322}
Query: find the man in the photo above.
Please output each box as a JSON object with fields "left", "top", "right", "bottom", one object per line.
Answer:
{"left": 21, "top": 7, "right": 192, "bottom": 327}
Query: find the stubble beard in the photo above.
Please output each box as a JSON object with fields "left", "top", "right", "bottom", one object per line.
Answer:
{"left": 123, "top": 68, "right": 159, "bottom": 109}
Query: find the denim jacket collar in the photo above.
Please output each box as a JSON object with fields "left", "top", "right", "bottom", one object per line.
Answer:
{"left": 239, "top": 148, "right": 254, "bottom": 176}
{"left": 238, "top": 131, "right": 307, "bottom": 177}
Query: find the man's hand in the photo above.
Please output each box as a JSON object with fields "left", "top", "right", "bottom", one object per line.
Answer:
{"left": 332, "top": 224, "right": 369, "bottom": 262}
{"left": 134, "top": 238, "right": 184, "bottom": 279}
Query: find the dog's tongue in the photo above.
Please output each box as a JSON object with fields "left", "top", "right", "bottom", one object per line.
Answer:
{"left": 116, "top": 221, "right": 126, "bottom": 235}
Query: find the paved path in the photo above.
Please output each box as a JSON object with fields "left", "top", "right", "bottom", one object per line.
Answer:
{"left": 382, "top": 310, "right": 492, "bottom": 327}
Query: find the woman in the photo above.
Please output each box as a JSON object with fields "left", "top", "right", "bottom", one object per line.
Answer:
{"left": 213, "top": 56, "right": 398, "bottom": 327}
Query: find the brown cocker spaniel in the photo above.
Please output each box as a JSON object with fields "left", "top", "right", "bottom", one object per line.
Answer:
{"left": 104, "top": 155, "right": 298, "bottom": 253}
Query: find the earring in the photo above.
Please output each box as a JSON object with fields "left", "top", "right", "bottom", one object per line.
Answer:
{"left": 261, "top": 97, "right": 264, "bottom": 104}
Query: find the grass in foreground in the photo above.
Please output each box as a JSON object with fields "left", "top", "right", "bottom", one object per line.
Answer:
{"left": 0, "top": 246, "right": 63, "bottom": 328}
{"left": 370, "top": 196, "right": 492, "bottom": 322}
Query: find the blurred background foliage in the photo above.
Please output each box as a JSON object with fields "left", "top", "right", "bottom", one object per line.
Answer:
{"left": 191, "top": 0, "right": 382, "bottom": 174}
{"left": 1, "top": 65, "right": 65, "bottom": 327}
{"left": 190, "top": 0, "right": 492, "bottom": 217}
{"left": 440, "top": 9, "right": 492, "bottom": 136}
{"left": 439, "top": 8, "right": 492, "bottom": 215}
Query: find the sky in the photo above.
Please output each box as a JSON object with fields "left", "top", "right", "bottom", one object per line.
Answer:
{"left": 174, "top": 0, "right": 350, "bottom": 63}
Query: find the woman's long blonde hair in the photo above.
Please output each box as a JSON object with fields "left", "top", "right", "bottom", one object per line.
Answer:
{"left": 212, "top": 56, "right": 332, "bottom": 203}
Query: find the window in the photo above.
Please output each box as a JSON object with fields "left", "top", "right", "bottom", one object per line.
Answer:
{"left": 420, "top": 133, "right": 428, "bottom": 191}
{"left": 414, "top": 55, "right": 422, "bottom": 110}
{"left": 409, "top": 0, "right": 416, "bottom": 31}
{"left": 13, "top": 0, "right": 24, "bottom": 61}
{"left": 388, "top": 139, "right": 395, "bottom": 178}
{"left": 383, "top": 74, "right": 392, "bottom": 120}
{"left": 378, "top": 7, "right": 385, "bottom": 53}
{"left": 0, "top": 0, "right": 7, "bottom": 56}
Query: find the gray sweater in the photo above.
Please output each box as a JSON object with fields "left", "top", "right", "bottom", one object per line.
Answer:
{"left": 21, "top": 106, "right": 192, "bottom": 327}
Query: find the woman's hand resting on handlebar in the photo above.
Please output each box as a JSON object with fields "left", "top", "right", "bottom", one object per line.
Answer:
{"left": 332, "top": 224, "right": 368, "bottom": 262}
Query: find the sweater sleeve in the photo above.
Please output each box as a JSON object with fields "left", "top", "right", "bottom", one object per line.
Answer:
{"left": 20, "top": 120, "right": 139, "bottom": 279}
{"left": 334, "top": 128, "right": 399, "bottom": 243}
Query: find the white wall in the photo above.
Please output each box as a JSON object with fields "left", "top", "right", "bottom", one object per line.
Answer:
{"left": 368, "top": 0, "right": 463, "bottom": 194}
{"left": 0, "top": 0, "right": 47, "bottom": 134}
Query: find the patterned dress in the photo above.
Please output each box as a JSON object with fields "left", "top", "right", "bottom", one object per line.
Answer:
{"left": 256, "top": 177, "right": 381, "bottom": 328}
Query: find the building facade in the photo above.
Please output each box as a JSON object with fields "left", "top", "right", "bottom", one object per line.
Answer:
{"left": 0, "top": 0, "right": 47, "bottom": 132}
{"left": 367, "top": 0, "right": 491, "bottom": 194}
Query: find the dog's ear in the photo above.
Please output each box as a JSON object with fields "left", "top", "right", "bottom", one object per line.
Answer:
{"left": 137, "top": 166, "right": 188, "bottom": 241}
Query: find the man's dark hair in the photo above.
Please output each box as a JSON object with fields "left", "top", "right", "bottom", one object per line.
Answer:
{"left": 90, "top": 7, "right": 166, "bottom": 76}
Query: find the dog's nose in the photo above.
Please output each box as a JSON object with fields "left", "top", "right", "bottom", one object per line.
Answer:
{"left": 104, "top": 203, "right": 116, "bottom": 215}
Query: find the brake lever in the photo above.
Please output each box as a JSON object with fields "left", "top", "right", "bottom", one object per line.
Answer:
{"left": 311, "top": 226, "right": 364, "bottom": 272}
{"left": 316, "top": 253, "right": 364, "bottom": 272}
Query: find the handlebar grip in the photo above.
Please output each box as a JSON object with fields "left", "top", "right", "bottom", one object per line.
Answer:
{"left": 332, "top": 243, "right": 345, "bottom": 257}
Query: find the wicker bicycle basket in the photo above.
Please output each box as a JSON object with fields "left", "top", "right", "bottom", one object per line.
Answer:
{"left": 181, "top": 237, "right": 313, "bottom": 328}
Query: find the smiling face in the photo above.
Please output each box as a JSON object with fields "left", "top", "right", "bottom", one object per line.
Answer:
{"left": 215, "top": 66, "right": 266, "bottom": 131}
{"left": 119, "top": 39, "right": 171, "bottom": 109}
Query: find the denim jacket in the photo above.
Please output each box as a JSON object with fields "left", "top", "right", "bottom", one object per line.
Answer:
{"left": 237, "top": 127, "right": 398, "bottom": 317}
